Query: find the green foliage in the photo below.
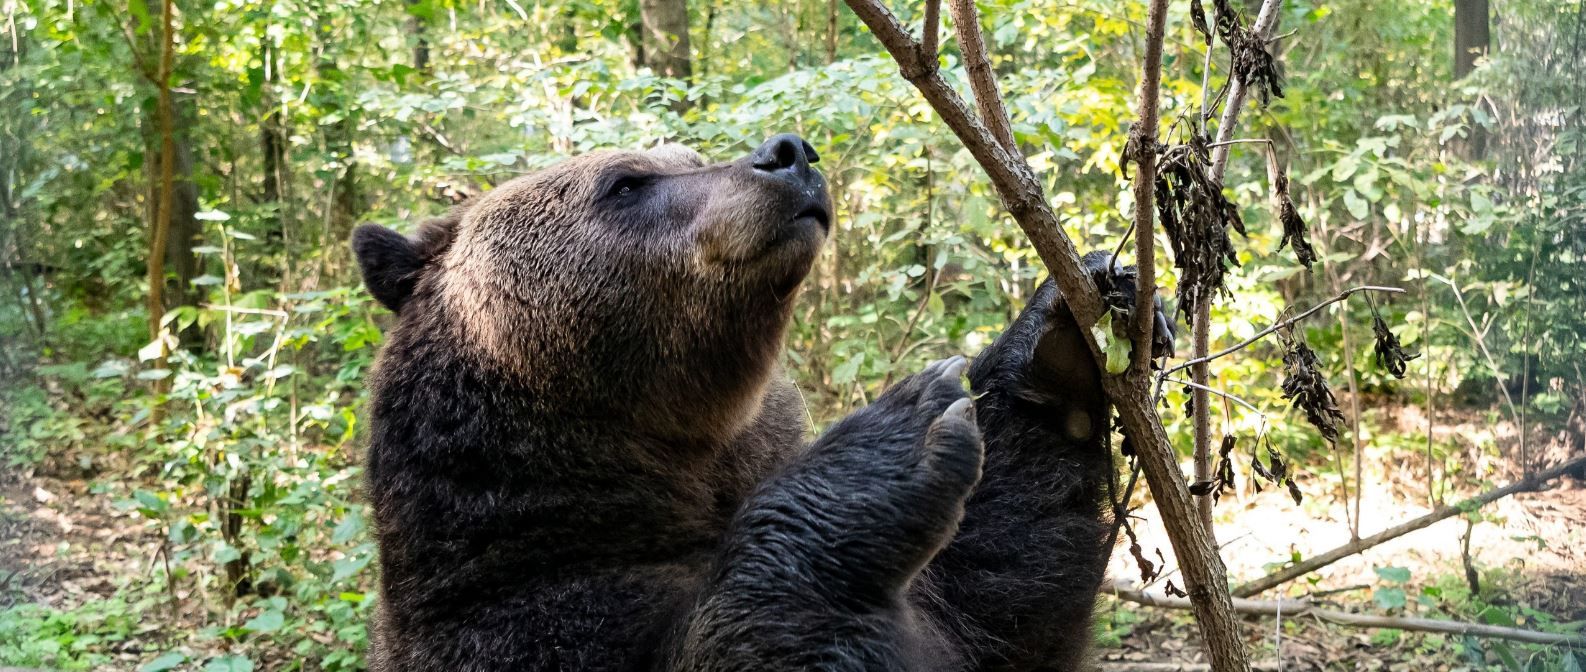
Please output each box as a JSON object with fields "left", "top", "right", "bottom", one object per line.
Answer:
{"left": 1, "top": 0, "right": 1581, "bottom": 668}
{"left": 0, "top": 599, "right": 140, "bottom": 671}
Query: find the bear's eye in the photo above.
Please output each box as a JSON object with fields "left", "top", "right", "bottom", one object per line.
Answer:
{"left": 605, "top": 176, "right": 648, "bottom": 201}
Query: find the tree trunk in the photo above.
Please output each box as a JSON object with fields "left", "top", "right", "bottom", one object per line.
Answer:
{"left": 147, "top": 94, "right": 201, "bottom": 326}
{"left": 145, "top": 0, "right": 197, "bottom": 349}
{"left": 639, "top": 0, "right": 691, "bottom": 79}
{"left": 1455, "top": 0, "right": 1490, "bottom": 79}
{"left": 408, "top": 0, "right": 431, "bottom": 72}
{"left": 826, "top": 0, "right": 839, "bottom": 63}
{"left": 1454, "top": 0, "right": 1489, "bottom": 157}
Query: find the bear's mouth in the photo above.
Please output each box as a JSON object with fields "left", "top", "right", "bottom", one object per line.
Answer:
{"left": 794, "top": 204, "right": 831, "bottom": 235}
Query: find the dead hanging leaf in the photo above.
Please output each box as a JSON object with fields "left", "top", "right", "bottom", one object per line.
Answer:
{"left": 1122, "top": 516, "right": 1159, "bottom": 584}
{"left": 1154, "top": 134, "right": 1244, "bottom": 325}
{"left": 1279, "top": 325, "right": 1347, "bottom": 444}
{"left": 1192, "top": 435, "right": 1240, "bottom": 501}
{"left": 1215, "top": 435, "right": 1237, "bottom": 500}
{"left": 1252, "top": 438, "right": 1305, "bottom": 504}
{"left": 1265, "top": 440, "right": 1288, "bottom": 481}
{"left": 1211, "top": 0, "right": 1284, "bottom": 104}
{"left": 1269, "top": 159, "right": 1318, "bottom": 270}
{"left": 1165, "top": 580, "right": 1188, "bottom": 598}
{"left": 1370, "top": 303, "right": 1421, "bottom": 379}
{"left": 1285, "top": 477, "right": 1304, "bottom": 505}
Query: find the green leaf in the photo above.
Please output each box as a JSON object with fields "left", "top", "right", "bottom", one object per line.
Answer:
{"left": 134, "top": 490, "right": 168, "bottom": 515}
{"left": 1373, "top": 587, "right": 1407, "bottom": 611}
{"left": 1343, "top": 189, "right": 1370, "bottom": 219}
{"left": 127, "top": 0, "right": 151, "bottom": 33}
{"left": 141, "top": 652, "right": 186, "bottom": 672}
{"left": 244, "top": 609, "right": 284, "bottom": 633}
{"left": 214, "top": 543, "right": 242, "bottom": 564}
{"left": 1330, "top": 155, "right": 1358, "bottom": 181}
{"left": 1373, "top": 565, "right": 1411, "bottom": 584}
{"left": 332, "top": 554, "right": 372, "bottom": 582}
{"left": 1090, "top": 311, "right": 1131, "bottom": 375}
{"left": 332, "top": 511, "right": 365, "bottom": 544}
{"left": 194, "top": 209, "right": 231, "bottom": 221}
{"left": 204, "top": 655, "right": 254, "bottom": 672}
{"left": 1562, "top": 651, "right": 1583, "bottom": 672}
{"left": 831, "top": 353, "right": 865, "bottom": 385}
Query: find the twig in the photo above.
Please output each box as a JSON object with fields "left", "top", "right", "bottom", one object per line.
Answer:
{"left": 1206, "top": 138, "right": 1273, "bottom": 149}
{"left": 1164, "top": 377, "right": 1264, "bottom": 417}
{"left": 1232, "top": 454, "right": 1586, "bottom": 597}
{"left": 1111, "top": 581, "right": 1586, "bottom": 647}
{"left": 1164, "top": 286, "right": 1406, "bottom": 378}
{"left": 947, "top": 0, "right": 1015, "bottom": 151}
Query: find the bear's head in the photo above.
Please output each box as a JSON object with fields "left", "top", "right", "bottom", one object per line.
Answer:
{"left": 353, "top": 135, "right": 830, "bottom": 441}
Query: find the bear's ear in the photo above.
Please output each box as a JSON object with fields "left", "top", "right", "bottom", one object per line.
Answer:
{"left": 352, "top": 224, "right": 427, "bottom": 313}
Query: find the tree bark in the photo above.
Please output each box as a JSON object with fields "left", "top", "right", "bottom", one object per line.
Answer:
{"left": 640, "top": 0, "right": 692, "bottom": 79}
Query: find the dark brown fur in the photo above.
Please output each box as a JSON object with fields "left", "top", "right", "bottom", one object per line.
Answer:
{"left": 354, "top": 137, "right": 1122, "bottom": 671}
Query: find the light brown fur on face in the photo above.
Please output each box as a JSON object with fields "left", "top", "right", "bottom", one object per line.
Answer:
{"left": 422, "top": 141, "right": 830, "bottom": 442}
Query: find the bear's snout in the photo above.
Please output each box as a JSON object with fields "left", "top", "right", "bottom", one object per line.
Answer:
{"left": 745, "top": 133, "right": 830, "bottom": 234}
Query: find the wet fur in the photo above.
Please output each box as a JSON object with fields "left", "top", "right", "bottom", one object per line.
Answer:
{"left": 356, "top": 143, "right": 1119, "bottom": 671}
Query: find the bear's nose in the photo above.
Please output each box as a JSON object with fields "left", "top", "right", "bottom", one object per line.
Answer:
{"left": 749, "top": 133, "right": 820, "bottom": 175}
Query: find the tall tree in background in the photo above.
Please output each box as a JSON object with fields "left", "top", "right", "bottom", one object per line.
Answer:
{"left": 640, "top": 0, "right": 691, "bottom": 78}
{"left": 141, "top": 0, "right": 199, "bottom": 348}
{"left": 1455, "top": 0, "right": 1490, "bottom": 156}
{"left": 408, "top": 0, "right": 431, "bottom": 72}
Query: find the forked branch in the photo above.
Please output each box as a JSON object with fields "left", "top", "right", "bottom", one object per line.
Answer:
{"left": 840, "top": 1, "right": 1251, "bottom": 669}
{"left": 947, "top": 0, "right": 1016, "bottom": 151}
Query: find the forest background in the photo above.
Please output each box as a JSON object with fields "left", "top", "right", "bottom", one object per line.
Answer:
{"left": 0, "top": 0, "right": 1582, "bottom": 669}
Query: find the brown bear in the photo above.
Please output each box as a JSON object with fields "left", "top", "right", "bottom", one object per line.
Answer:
{"left": 353, "top": 134, "right": 1135, "bottom": 671}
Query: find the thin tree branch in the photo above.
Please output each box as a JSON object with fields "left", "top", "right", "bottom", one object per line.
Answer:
{"left": 1206, "top": 138, "right": 1274, "bottom": 149}
{"left": 1112, "top": 581, "right": 1586, "bottom": 647}
{"left": 842, "top": 2, "right": 1249, "bottom": 669}
{"left": 947, "top": 0, "right": 1016, "bottom": 151}
{"left": 1127, "top": 0, "right": 1167, "bottom": 375}
{"left": 1232, "top": 454, "right": 1586, "bottom": 598}
{"left": 921, "top": 0, "right": 941, "bottom": 64}
{"left": 1192, "top": 0, "right": 1287, "bottom": 547}
{"left": 1164, "top": 286, "right": 1406, "bottom": 378}
{"left": 1164, "top": 378, "right": 1264, "bottom": 417}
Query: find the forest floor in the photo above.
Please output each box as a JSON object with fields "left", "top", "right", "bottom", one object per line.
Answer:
{"left": 1100, "top": 403, "right": 1586, "bottom": 670}
{"left": 1, "top": 405, "right": 1582, "bottom": 671}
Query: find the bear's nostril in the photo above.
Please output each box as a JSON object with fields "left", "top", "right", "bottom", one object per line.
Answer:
{"left": 750, "top": 133, "right": 813, "bottom": 173}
